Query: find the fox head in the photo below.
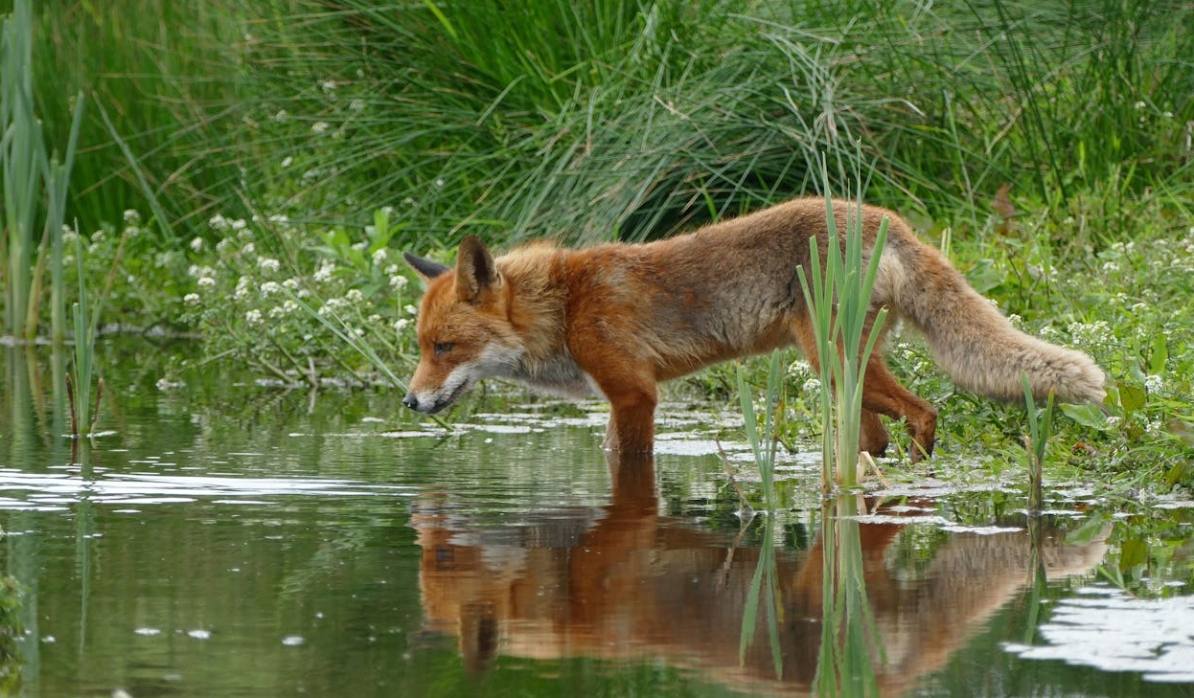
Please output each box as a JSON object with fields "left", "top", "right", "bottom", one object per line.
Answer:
{"left": 401, "top": 236, "right": 524, "bottom": 414}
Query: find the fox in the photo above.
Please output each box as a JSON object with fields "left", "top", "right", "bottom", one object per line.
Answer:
{"left": 401, "top": 197, "right": 1106, "bottom": 461}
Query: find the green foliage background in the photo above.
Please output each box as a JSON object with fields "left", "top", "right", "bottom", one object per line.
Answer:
{"left": 2, "top": 0, "right": 1193, "bottom": 486}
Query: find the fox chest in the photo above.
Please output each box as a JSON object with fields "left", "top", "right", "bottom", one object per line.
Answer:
{"left": 511, "top": 352, "right": 596, "bottom": 399}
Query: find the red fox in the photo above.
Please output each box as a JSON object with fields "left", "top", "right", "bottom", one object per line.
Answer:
{"left": 402, "top": 197, "right": 1105, "bottom": 460}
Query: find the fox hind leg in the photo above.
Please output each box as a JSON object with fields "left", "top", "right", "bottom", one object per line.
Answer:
{"left": 860, "top": 352, "right": 937, "bottom": 462}
{"left": 859, "top": 409, "right": 890, "bottom": 457}
{"left": 790, "top": 315, "right": 919, "bottom": 460}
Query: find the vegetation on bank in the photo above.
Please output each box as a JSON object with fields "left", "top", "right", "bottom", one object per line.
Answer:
{"left": 1, "top": 0, "right": 1192, "bottom": 487}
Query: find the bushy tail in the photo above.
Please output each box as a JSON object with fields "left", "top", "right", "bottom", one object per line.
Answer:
{"left": 882, "top": 237, "right": 1106, "bottom": 404}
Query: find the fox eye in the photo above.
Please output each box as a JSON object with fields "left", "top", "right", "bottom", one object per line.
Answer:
{"left": 434, "top": 342, "right": 455, "bottom": 356}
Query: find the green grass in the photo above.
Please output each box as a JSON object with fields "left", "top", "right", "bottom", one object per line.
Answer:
{"left": 22, "top": 0, "right": 1192, "bottom": 243}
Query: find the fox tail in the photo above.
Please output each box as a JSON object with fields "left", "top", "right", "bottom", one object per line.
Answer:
{"left": 881, "top": 239, "right": 1106, "bottom": 405}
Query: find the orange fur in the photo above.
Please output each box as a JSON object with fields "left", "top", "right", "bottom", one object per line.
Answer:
{"left": 403, "top": 197, "right": 1105, "bottom": 460}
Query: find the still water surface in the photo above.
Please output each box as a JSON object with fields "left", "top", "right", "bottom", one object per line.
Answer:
{"left": 1, "top": 341, "right": 1192, "bottom": 697}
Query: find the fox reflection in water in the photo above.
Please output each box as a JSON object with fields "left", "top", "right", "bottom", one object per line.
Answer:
{"left": 411, "top": 453, "right": 1108, "bottom": 693}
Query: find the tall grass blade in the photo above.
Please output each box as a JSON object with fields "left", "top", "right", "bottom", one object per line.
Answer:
{"left": 94, "top": 98, "right": 176, "bottom": 241}
{"left": 44, "top": 91, "right": 85, "bottom": 344}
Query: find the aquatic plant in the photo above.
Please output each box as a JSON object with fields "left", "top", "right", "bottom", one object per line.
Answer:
{"left": 1021, "top": 372, "right": 1056, "bottom": 514}
{"left": 797, "top": 163, "right": 888, "bottom": 491}
{"left": 736, "top": 350, "right": 784, "bottom": 511}
{"left": 67, "top": 243, "right": 101, "bottom": 440}
{"left": 1, "top": 0, "right": 83, "bottom": 342}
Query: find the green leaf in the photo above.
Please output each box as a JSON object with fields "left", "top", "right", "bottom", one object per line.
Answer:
{"left": 1059, "top": 403, "right": 1110, "bottom": 430}
{"left": 1117, "top": 382, "right": 1147, "bottom": 412}
{"left": 1119, "top": 538, "right": 1148, "bottom": 571}
{"left": 1148, "top": 333, "right": 1168, "bottom": 375}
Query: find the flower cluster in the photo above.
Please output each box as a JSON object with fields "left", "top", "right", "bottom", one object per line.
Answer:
{"left": 180, "top": 206, "right": 419, "bottom": 385}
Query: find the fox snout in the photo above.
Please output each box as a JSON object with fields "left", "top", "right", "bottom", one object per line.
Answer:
{"left": 402, "top": 392, "right": 429, "bottom": 413}
{"left": 402, "top": 385, "right": 462, "bottom": 415}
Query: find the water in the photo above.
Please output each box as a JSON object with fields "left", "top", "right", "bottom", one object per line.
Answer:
{"left": 1, "top": 341, "right": 1192, "bottom": 697}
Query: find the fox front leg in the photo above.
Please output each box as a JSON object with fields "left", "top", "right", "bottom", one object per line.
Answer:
{"left": 601, "top": 390, "right": 658, "bottom": 453}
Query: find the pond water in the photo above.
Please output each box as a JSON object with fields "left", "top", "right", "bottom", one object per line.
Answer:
{"left": 1, "top": 340, "right": 1192, "bottom": 697}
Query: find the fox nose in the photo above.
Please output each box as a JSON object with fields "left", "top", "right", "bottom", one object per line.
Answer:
{"left": 402, "top": 394, "right": 419, "bottom": 410}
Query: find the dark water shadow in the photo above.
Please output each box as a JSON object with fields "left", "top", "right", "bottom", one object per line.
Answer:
{"left": 412, "top": 451, "right": 1109, "bottom": 695}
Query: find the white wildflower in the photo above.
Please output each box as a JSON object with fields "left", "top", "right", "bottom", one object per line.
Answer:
{"left": 281, "top": 156, "right": 294, "bottom": 169}
{"left": 1145, "top": 374, "right": 1164, "bottom": 394}
{"left": 235, "top": 276, "right": 252, "bottom": 299}
{"left": 394, "top": 318, "right": 410, "bottom": 332}
{"left": 123, "top": 209, "right": 141, "bottom": 225}
{"left": 372, "top": 248, "right": 389, "bottom": 264}
{"left": 390, "top": 275, "right": 408, "bottom": 290}
{"left": 311, "top": 121, "right": 329, "bottom": 134}
{"left": 350, "top": 98, "right": 366, "bottom": 112}
{"left": 242, "top": 242, "right": 256, "bottom": 256}
{"left": 345, "top": 288, "right": 364, "bottom": 302}
{"left": 260, "top": 281, "right": 281, "bottom": 296}
{"left": 321, "top": 80, "right": 336, "bottom": 93}
{"left": 216, "top": 238, "right": 233, "bottom": 254}
{"left": 404, "top": 304, "right": 418, "bottom": 316}
{"left": 318, "top": 297, "right": 347, "bottom": 316}
{"left": 184, "top": 293, "right": 201, "bottom": 306}
{"left": 209, "top": 214, "right": 230, "bottom": 231}
{"left": 258, "top": 257, "right": 281, "bottom": 273}
{"left": 198, "top": 276, "right": 216, "bottom": 289}
{"left": 190, "top": 237, "right": 205, "bottom": 253}
{"left": 313, "top": 262, "right": 334, "bottom": 283}
{"left": 245, "top": 309, "right": 263, "bottom": 325}
{"left": 282, "top": 278, "right": 299, "bottom": 290}
{"left": 272, "top": 109, "right": 288, "bottom": 122}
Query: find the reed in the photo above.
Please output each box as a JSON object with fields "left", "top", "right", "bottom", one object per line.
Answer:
{"left": 1, "top": 0, "right": 85, "bottom": 343}
{"left": 68, "top": 244, "right": 100, "bottom": 439}
{"left": 1, "top": 0, "right": 41, "bottom": 340}
{"left": 1021, "top": 372, "right": 1056, "bottom": 515}
{"left": 797, "top": 160, "right": 888, "bottom": 492}
{"left": 736, "top": 350, "right": 784, "bottom": 511}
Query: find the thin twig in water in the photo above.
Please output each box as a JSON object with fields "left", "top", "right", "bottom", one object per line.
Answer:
{"left": 716, "top": 437, "right": 754, "bottom": 515}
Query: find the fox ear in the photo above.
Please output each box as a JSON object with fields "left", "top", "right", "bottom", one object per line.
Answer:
{"left": 403, "top": 251, "right": 450, "bottom": 285}
{"left": 455, "top": 235, "right": 500, "bottom": 303}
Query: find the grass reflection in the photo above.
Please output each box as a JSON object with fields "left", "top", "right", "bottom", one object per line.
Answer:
{"left": 813, "top": 496, "right": 883, "bottom": 697}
